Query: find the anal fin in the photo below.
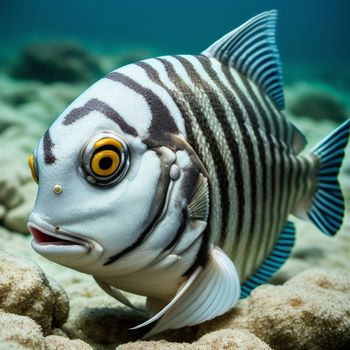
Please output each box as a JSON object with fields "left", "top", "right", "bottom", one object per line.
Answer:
{"left": 240, "top": 221, "right": 296, "bottom": 298}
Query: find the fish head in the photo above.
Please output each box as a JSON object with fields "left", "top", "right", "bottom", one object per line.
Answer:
{"left": 27, "top": 64, "right": 208, "bottom": 277}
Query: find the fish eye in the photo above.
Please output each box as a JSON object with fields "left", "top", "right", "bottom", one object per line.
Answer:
{"left": 80, "top": 133, "right": 130, "bottom": 186}
{"left": 91, "top": 150, "right": 119, "bottom": 176}
{"left": 28, "top": 153, "right": 39, "bottom": 184}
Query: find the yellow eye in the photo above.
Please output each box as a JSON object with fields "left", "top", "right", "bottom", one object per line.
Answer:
{"left": 81, "top": 134, "right": 130, "bottom": 186}
{"left": 28, "top": 153, "right": 38, "bottom": 184}
{"left": 91, "top": 150, "right": 120, "bottom": 176}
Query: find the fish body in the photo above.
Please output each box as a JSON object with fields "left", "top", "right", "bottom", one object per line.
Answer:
{"left": 27, "top": 10, "right": 350, "bottom": 337}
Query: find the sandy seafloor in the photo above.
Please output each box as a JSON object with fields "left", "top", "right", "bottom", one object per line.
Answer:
{"left": 0, "top": 44, "right": 350, "bottom": 349}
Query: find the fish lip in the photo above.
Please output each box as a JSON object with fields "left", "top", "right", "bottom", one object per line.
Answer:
{"left": 28, "top": 221, "right": 92, "bottom": 250}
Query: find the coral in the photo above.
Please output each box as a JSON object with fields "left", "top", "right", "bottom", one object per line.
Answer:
{"left": 8, "top": 42, "right": 102, "bottom": 83}
{"left": 0, "top": 250, "right": 69, "bottom": 335}
{"left": 197, "top": 269, "right": 350, "bottom": 350}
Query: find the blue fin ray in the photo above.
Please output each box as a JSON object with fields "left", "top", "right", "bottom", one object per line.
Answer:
{"left": 240, "top": 221, "right": 295, "bottom": 298}
{"left": 202, "top": 10, "right": 284, "bottom": 110}
{"left": 308, "top": 119, "right": 350, "bottom": 236}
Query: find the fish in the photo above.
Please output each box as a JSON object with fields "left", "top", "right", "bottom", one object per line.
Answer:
{"left": 27, "top": 10, "right": 350, "bottom": 338}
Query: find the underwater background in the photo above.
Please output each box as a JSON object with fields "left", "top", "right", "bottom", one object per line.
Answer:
{"left": 0, "top": 1, "right": 350, "bottom": 349}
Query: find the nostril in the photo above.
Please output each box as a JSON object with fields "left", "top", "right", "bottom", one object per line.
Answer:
{"left": 53, "top": 184, "right": 63, "bottom": 194}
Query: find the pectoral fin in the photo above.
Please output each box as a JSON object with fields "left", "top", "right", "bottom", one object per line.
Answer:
{"left": 131, "top": 246, "right": 240, "bottom": 338}
{"left": 187, "top": 174, "right": 209, "bottom": 221}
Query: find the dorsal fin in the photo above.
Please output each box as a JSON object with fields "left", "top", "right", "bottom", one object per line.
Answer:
{"left": 202, "top": 10, "right": 284, "bottom": 110}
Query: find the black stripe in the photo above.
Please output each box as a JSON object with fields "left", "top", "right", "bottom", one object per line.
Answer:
{"left": 107, "top": 71, "right": 178, "bottom": 145}
{"left": 104, "top": 175, "right": 171, "bottom": 265}
{"left": 285, "top": 153, "right": 295, "bottom": 215}
{"left": 276, "top": 145, "right": 286, "bottom": 234}
{"left": 63, "top": 98, "right": 138, "bottom": 137}
{"left": 245, "top": 85, "right": 277, "bottom": 266}
{"left": 134, "top": 61, "right": 198, "bottom": 148}
{"left": 256, "top": 92, "right": 281, "bottom": 260}
{"left": 220, "top": 65, "right": 258, "bottom": 245}
{"left": 136, "top": 59, "right": 212, "bottom": 273}
{"left": 262, "top": 93, "right": 287, "bottom": 234}
{"left": 173, "top": 55, "right": 231, "bottom": 249}
{"left": 155, "top": 57, "right": 226, "bottom": 273}
{"left": 290, "top": 157, "right": 301, "bottom": 216}
{"left": 238, "top": 79, "right": 273, "bottom": 272}
{"left": 261, "top": 93, "right": 283, "bottom": 145}
{"left": 196, "top": 56, "right": 246, "bottom": 247}
{"left": 43, "top": 130, "right": 56, "bottom": 165}
{"left": 229, "top": 68, "right": 273, "bottom": 275}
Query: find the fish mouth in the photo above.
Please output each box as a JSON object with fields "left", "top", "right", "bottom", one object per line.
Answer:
{"left": 28, "top": 222, "right": 91, "bottom": 256}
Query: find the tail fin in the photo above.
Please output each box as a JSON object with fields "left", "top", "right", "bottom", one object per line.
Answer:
{"left": 308, "top": 119, "right": 350, "bottom": 236}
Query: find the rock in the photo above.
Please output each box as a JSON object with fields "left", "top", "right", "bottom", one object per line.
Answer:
{"left": 198, "top": 269, "right": 350, "bottom": 350}
{"left": 117, "top": 329, "right": 271, "bottom": 350}
{"left": 8, "top": 42, "right": 102, "bottom": 83}
{"left": 48, "top": 277, "right": 70, "bottom": 328}
{"left": 0, "top": 205, "right": 5, "bottom": 220}
{"left": 44, "top": 335, "right": 93, "bottom": 350}
{"left": 193, "top": 329, "right": 271, "bottom": 350}
{"left": 285, "top": 82, "right": 348, "bottom": 122}
{"left": 0, "top": 80, "right": 41, "bottom": 107}
{"left": 0, "top": 102, "right": 28, "bottom": 131}
{"left": 0, "top": 250, "right": 69, "bottom": 335}
{"left": 62, "top": 290, "right": 146, "bottom": 348}
{"left": 0, "top": 311, "right": 92, "bottom": 350}
{"left": 0, "top": 175, "right": 23, "bottom": 210}
{"left": 0, "top": 311, "right": 44, "bottom": 349}
{"left": 3, "top": 181, "right": 37, "bottom": 233}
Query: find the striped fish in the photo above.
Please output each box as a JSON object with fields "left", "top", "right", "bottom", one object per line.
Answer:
{"left": 27, "top": 10, "right": 350, "bottom": 337}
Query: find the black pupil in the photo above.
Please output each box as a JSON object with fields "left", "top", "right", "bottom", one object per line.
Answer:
{"left": 99, "top": 157, "right": 113, "bottom": 170}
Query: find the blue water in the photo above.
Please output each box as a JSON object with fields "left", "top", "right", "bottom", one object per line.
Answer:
{"left": 0, "top": 0, "right": 349, "bottom": 65}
